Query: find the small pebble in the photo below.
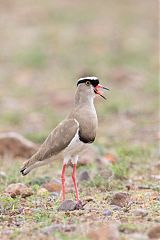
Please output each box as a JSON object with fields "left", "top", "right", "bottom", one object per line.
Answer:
{"left": 43, "top": 179, "right": 61, "bottom": 193}
{"left": 103, "top": 209, "right": 112, "bottom": 216}
{"left": 58, "top": 200, "right": 77, "bottom": 211}
{"left": 110, "top": 192, "right": 131, "bottom": 207}
{"left": 5, "top": 183, "right": 33, "bottom": 198}
{"left": 134, "top": 209, "right": 148, "bottom": 217}
{"left": 110, "top": 205, "right": 121, "bottom": 211}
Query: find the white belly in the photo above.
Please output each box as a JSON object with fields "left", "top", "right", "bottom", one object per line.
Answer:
{"left": 63, "top": 130, "right": 86, "bottom": 164}
{"left": 64, "top": 130, "right": 85, "bottom": 156}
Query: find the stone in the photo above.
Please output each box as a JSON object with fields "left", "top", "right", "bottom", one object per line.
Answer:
{"left": 58, "top": 200, "right": 77, "bottom": 211}
{"left": 110, "top": 205, "right": 121, "bottom": 211}
{"left": 88, "top": 223, "right": 120, "bottom": 240}
{"left": 0, "top": 132, "right": 37, "bottom": 158}
{"left": 78, "top": 170, "right": 90, "bottom": 182}
{"left": 133, "top": 209, "right": 148, "bottom": 217}
{"left": 5, "top": 183, "right": 33, "bottom": 198}
{"left": 110, "top": 192, "right": 131, "bottom": 208}
{"left": 43, "top": 179, "right": 61, "bottom": 193}
{"left": 103, "top": 209, "right": 112, "bottom": 216}
{"left": 148, "top": 225, "right": 160, "bottom": 239}
{"left": 58, "top": 200, "right": 84, "bottom": 211}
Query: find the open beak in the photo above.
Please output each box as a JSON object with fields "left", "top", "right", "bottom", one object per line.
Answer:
{"left": 94, "top": 84, "right": 110, "bottom": 100}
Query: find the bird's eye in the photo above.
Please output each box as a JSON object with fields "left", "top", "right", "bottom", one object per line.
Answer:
{"left": 86, "top": 81, "right": 91, "bottom": 86}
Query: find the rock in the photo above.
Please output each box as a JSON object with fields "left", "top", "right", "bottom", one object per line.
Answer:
{"left": 58, "top": 199, "right": 84, "bottom": 211}
{"left": 103, "top": 209, "right": 112, "bottom": 216}
{"left": 148, "top": 225, "right": 160, "bottom": 239}
{"left": 58, "top": 200, "right": 77, "bottom": 211}
{"left": 110, "top": 192, "right": 131, "bottom": 208}
{"left": 133, "top": 209, "right": 148, "bottom": 217}
{"left": 5, "top": 183, "right": 33, "bottom": 198}
{"left": 78, "top": 170, "right": 90, "bottom": 182}
{"left": 0, "top": 132, "right": 37, "bottom": 158}
{"left": 42, "top": 224, "right": 76, "bottom": 235}
{"left": 110, "top": 205, "right": 121, "bottom": 211}
{"left": 37, "top": 188, "right": 49, "bottom": 196}
{"left": 43, "top": 179, "right": 61, "bottom": 193}
{"left": 88, "top": 223, "right": 120, "bottom": 240}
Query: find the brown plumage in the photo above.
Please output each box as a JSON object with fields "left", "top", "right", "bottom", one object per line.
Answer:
{"left": 20, "top": 76, "right": 109, "bottom": 204}
{"left": 21, "top": 119, "right": 79, "bottom": 175}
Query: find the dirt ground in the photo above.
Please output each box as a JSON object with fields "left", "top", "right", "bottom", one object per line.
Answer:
{"left": 0, "top": 1, "right": 159, "bottom": 239}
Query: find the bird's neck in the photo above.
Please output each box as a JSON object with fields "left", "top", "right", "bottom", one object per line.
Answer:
{"left": 74, "top": 90, "right": 95, "bottom": 109}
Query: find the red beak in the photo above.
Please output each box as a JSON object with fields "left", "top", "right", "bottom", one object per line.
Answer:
{"left": 94, "top": 84, "right": 110, "bottom": 100}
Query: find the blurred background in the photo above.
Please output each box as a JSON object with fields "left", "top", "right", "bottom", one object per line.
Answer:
{"left": 0, "top": 0, "right": 158, "bottom": 148}
{"left": 0, "top": 1, "right": 159, "bottom": 239}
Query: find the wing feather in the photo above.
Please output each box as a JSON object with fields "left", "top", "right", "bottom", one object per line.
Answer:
{"left": 33, "top": 118, "right": 79, "bottom": 162}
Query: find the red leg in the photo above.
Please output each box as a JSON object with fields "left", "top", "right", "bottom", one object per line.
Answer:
{"left": 61, "top": 164, "right": 66, "bottom": 201}
{"left": 72, "top": 164, "right": 79, "bottom": 201}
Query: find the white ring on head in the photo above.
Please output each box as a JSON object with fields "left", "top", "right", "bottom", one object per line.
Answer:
{"left": 78, "top": 76, "right": 98, "bottom": 81}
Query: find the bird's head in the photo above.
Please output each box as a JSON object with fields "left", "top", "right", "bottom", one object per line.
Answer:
{"left": 77, "top": 76, "right": 109, "bottom": 100}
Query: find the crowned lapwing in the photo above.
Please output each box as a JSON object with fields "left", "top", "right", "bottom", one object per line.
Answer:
{"left": 20, "top": 77, "right": 109, "bottom": 205}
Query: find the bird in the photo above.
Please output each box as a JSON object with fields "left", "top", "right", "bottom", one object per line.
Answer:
{"left": 20, "top": 76, "right": 109, "bottom": 207}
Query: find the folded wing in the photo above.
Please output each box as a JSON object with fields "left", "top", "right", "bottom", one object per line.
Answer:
{"left": 21, "top": 119, "right": 79, "bottom": 174}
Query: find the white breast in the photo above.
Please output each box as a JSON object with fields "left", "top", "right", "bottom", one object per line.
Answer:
{"left": 64, "top": 129, "right": 85, "bottom": 158}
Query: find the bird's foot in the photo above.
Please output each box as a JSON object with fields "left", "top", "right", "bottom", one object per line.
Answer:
{"left": 75, "top": 200, "right": 84, "bottom": 210}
